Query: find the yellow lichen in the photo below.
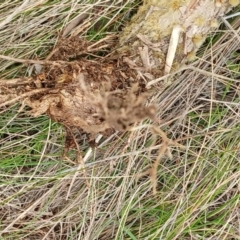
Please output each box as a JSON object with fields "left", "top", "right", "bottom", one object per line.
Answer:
{"left": 215, "top": 0, "right": 222, "bottom": 7}
{"left": 210, "top": 19, "right": 219, "bottom": 28}
{"left": 170, "top": 0, "right": 183, "bottom": 10}
{"left": 229, "top": 0, "right": 239, "bottom": 6}
{"left": 192, "top": 34, "right": 206, "bottom": 48}
{"left": 194, "top": 16, "right": 206, "bottom": 27}
{"left": 187, "top": 50, "right": 197, "bottom": 61}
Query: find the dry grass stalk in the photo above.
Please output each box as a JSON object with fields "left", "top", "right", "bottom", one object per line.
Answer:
{"left": 136, "top": 126, "right": 186, "bottom": 194}
{"left": 0, "top": 0, "right": 240, "bottom": 239}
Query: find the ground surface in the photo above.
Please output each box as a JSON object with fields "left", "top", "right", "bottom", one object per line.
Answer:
{"left": 0, "top": 1, "right": 240, "bottom": 239}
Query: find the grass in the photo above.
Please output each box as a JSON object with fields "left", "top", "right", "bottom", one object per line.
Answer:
{"left": 1, "top": 1, "right": 240, "bottom": 239}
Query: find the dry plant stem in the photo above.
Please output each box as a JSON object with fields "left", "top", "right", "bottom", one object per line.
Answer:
{"left": 0, "top": 78, "right": 31, "bottom": 86}
{"left": 146, "top": 66, "right": 188, "bottom": 88}
{"left": 46, "top": 35, "right": 115, "bottom": 60}
{"left": 83, "top": 134, "right": 103, "bottom": 162}
{"left": 221, "top": 17, "right": 240, "bottom": 42}
{"left": 164, "top": 25, "right": 183, "bottom": 74}
{"left": 62, "top": 13, "right": 89, "bottom": 37}
{"left": 198, "top": 98, "right": 240, "bottom": 107}
{"left": 0, "top": 88, "right": 50, "bottom": 108}
{"left": 59, "top": 129, "right": 232, "bottom": 175}
{"left": 0, "top": 54, "right": 64, "bottom": 66}
{"left": 151, "top": 142, "right": 168, "bottom": 195}
{"left": 188, "top": 65, "right": 240, "bottom": 82}
{"left": 147, "top": 64, "right": 239, "bottom": 88}
{"left": 224, "top": 12, "right": 240, "bottom": 19}
{"left": 137, "top": 126, "right": 185, "bottom": 195}
{"left": 0, "top": 0, "right": 30, "bottom": 29}
{"left": 0, "top": 188, "right": 52, "bottom": 234}
{"left": 65, "top": 127, "right": 90, "bottom": 200}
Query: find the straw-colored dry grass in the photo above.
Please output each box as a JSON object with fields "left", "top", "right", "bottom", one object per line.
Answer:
{"left": 0, "top": 1, "right": 240, "bottom": 239}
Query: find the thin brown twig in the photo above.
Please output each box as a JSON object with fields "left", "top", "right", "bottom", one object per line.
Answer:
{"left": 151, "top": 141, "right": 168, "bottom": 195}
{"left": 136, "top": 126, "right": 184, "bottom": 195}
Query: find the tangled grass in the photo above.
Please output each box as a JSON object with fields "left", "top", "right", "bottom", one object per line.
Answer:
{"left": 0, "top": 1, "right": 240, "bottom": 239}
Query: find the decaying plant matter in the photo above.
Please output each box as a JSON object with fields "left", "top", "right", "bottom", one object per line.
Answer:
{"left": 1, "top": 0, "right": 238, "bottom": 136}
{"left": 1, "top": 1, "right": 240, "bottom": 238}
{"left": 1, "top": 36, "right": 156, "bottom": 136}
